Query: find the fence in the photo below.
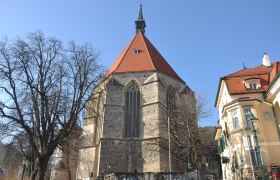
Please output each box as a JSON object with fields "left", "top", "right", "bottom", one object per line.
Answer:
{"left": 104, "top": 171, "right": 216, "bottom": 180}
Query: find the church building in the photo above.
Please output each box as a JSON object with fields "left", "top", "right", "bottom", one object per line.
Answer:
{"left": 76, "top": 5, "right": 195, "bottom": 179}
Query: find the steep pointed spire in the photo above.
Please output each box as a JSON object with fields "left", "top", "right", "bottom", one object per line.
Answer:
{"left": 138, "top": 2, "right": 144, "bottom": 20}
{"left": 135, "top": 3, "right": 146, "bottom": 34}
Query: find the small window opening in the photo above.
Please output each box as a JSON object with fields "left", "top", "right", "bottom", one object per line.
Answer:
{"left": 243, "top": 79, "right": 261, "bottom": 90}
{"left": 90, "top": 172, "right": 94, "bottom": 178}
{"left": 249, "top": 83, "right": 257, "bottom": 89}
{"left": 134, "top": 48, "right": 139, "bottom": 54}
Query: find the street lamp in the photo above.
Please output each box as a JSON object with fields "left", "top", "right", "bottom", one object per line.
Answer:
{"left": 246, "top": 112, "right": 265, "bottom": 180}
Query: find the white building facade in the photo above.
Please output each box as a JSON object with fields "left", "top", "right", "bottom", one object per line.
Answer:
{"left": 215, "top": 54, "right": 280, "bottom": 179}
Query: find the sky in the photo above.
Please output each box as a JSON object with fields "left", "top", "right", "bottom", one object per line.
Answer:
{"left": 1, "top": 1, "right": 280, "bottom": 127}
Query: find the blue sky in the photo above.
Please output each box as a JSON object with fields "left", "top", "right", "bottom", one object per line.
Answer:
{"left": 1, "top": 1, "right": 280, "bottom": 126}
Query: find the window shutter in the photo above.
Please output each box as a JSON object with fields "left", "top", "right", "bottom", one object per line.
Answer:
{"left": 223, "top": 131, "right": 227, "bottom": 146}
{"left": 221, "top": 135, "right": 225, "bottom": 151}
{"left": 218, "top": 141, "right": 221, "bottom": 153}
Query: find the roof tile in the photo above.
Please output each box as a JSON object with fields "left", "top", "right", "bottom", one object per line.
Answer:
{"left": 223, "top": 62, "right": 280, "bottom": 95}
{"left": 104, "top": 31, "right": 184, "bottom": 83}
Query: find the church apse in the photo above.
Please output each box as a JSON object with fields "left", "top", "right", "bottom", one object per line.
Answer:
{"left": 76, "top": 3, "right": 194, "bottom": 179}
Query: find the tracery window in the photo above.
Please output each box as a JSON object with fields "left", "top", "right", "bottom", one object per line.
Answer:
{"left": 166, "top": 86, "right": 177, "bottom": 130}
{"left": 125, "top": 81, "right": 141, "bottom": 138}
{"left": 166, "top": 86, "right": 176, "bottom": 118}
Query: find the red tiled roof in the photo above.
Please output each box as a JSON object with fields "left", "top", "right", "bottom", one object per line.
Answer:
{"left": 225, "top": 74, "right": 269, "bottom": 94}
{"left": 226, "top": 64, "right": 273, "bottom": 77}
{"left": 223, "top": 62, "right": 280, "bottom": 95}
{"left": 215, "top": 61, "right": 280, "bottom": 107}
{"left": 104, "top": 31, "right": 184, "bottom": 83}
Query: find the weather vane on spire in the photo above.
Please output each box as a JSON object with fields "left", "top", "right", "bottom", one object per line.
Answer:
{"left": 135, "top": 0, "right": 146, "bottom": 34}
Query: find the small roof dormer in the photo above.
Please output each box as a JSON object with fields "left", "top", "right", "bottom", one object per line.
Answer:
{"left": 243, "top": 78, "right": 261, "bottom": 90}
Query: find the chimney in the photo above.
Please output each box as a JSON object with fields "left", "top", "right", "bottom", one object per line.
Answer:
{"left": 262, "top": 52, "right": 271, "bottom": 67}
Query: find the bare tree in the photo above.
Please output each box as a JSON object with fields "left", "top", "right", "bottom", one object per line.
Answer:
{"left": 161, "top": 91, "right": 213, "bottom": 171}
{"left": 0, "top": 140, "right": 23, "bottom": 179}
{"left": 0, "top": 31, "right": 104, "bottom": 180}
{"left": 53, "top": 125, "right": 82, "bottom": 180}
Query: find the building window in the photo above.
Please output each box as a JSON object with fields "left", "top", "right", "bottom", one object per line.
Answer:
{"left": 244, "top": 108, "right": 251, "bottom": 129}
{"left": 134, "top": 48, "right": 139, "bottom": 54}
{"left": 249, "top": 83, "right": 257, "bottom": 89}
{"left": 243, "top": 79, "right": 261, "bottom": 90}
{"left": 90, "top": 172, "right": 94, "bottom": 178}
{"left": 246, "top": 135, "right": 259, "bottom": 166}
{"left": 231, "top": 109, "right": 240, "bottom": 130}
{"left": 166, "top": 86, "right": 177, "bottom": 130}
{"left": 202, "top": 157, "right": 212, "bottom": 167}
{"left": 125, "top": 81, "right": 141, "bottom": 138}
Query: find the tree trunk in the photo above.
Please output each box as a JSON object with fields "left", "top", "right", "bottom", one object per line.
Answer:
{"left": 36, "top": 156, "right": 49, "bottom": 180}
{"left": 31, "top": 167, "right": 38, "bottom": 180}
{"left": 67, "top": 156, "right": 72, "bottom": 180}
{"left": 38, "top": 170, "right": 46, "bottom": 180}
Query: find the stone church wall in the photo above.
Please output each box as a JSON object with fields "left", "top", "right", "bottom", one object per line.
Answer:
{"left": 112, "top": 72, "right": 154, "bottom": 85}
{"left": 142, "top": 103, "right": 160, "bottom": 138}
{"left": 98, "top": 140, "right": 142, "bottom": 175}
{"left": 76, "top": 147, "right": 96, "bottom": 179}
{"left": 77, "top": 82, "right": 107, "bottom": 179}
{"left": 106, "top": 85, "right": 124, "bottom": 106}
{"left": 77, "top": 72, "right": 194, "bottom": 179}
{"left": 97, "top": 138, "right": 163, "bottom": 175}
{"left": 157, "top": 73, "right": 194, "bottom": 172}
{"left": 103, "top": 105, "right": 123, "bottom": 138}
{"left": 142, "top": 82, "right": 159, "bottom": 104}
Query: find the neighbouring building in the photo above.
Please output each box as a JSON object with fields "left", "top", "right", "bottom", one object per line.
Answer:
{"left": 195, "top": 145, "right": 222, "bottom": 179}
{"left": 50, "top": 125, "right": 82, "bottom": 180}
{"left": 197, "top": 126, "right": 223, "bottom": 179}
{"left": 214, "top": 53, "right": 280, "bottom": 179}
{"left": 76, "top": 5, "right": 195, "bottom": 180}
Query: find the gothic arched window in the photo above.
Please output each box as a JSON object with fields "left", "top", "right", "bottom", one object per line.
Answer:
{"left": 166, "top": 86, "right": 177, "bottom": 131}
{"left": 125, "top": 81, "right": 141, "bottom": 138}
{"left": 166, "top": 86, "right": 176, "bottom": 118}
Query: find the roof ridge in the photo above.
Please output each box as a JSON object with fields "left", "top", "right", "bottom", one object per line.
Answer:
{"left": 104, "top": 31, "right": 184, "bottom": 83}
{"left": 140, "top": 32, "right": 156, "bottom": 71}
{"left": 226, "top": 63, "right": 276, "bottom": 78}
{"left": 142, "top": 33, "right": 184, "bottom": 83}
{"left": 226, "top": 65, "right": 260, "bottom": 77}
{"left": 225, "top": 72, "right": 270, "bottom": 78}
{"left": 106, "top": 33, "right": 139, "bottom": 77}
{"left": 113, "top": 33, "right": 139, "bottom": 73}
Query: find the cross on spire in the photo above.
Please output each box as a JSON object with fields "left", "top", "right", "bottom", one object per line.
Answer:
{"left": 135, "top": 2, "right": 146, "bottom": 34}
